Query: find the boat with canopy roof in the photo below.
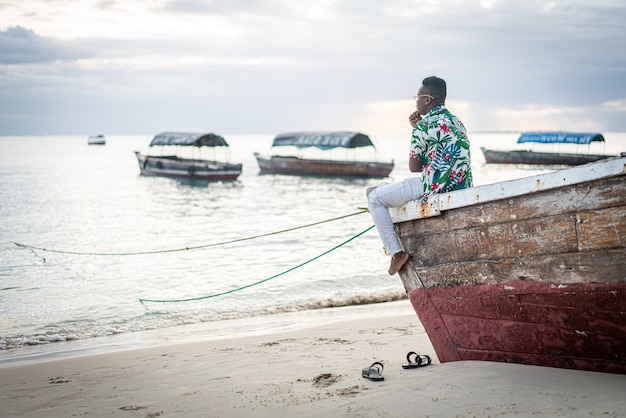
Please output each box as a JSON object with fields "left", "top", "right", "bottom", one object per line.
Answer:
{"left": 134, "top": 132, "right": 242, "bottom": 181}
{"left": 481, "top": 131, "right": 615, "bottom": 165}
{"left": 254, "top": 131, "right": 394, "bottom": 178}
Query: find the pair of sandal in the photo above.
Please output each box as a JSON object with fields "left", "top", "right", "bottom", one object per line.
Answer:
{"left": 361, "top": 352, "right": 432, "bottom": 381}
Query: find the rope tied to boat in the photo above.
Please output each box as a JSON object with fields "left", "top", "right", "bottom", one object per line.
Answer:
{"left": 11, "top": 209, "right": 377, "bottom": 304}
{"left": 138, "top": 224, "right": 375, "bottom": 304}
{"left": 12, "top": 210, "right": 368, "bottom": 256}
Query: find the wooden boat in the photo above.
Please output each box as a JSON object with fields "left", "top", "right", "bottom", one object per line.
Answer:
{"left": 134, "top": 132, "right": 242, "bottom": 181}
{"left": 254, "top": 131, "right": 394, "bottom": 178}
{"left": 389, "top": 156, "right": 626, "bottom": 374}
{"left": 481, "top": 131, "right": 614, "bottom": 165}
{"left": 88, "top": 134, "right": 106, "bottom": 145}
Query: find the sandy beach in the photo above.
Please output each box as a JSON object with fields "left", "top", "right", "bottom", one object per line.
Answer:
{"left": 1, "top": 301, "right": 625, "bottom": 418}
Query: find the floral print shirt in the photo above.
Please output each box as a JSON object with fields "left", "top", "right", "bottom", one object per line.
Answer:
{"left": 410, "top": 105, "right": 473, "bottom": 202}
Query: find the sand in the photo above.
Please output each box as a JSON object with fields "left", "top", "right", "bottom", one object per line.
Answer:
{"left": 1, "top": 301, "right": 625, "bottom": 418}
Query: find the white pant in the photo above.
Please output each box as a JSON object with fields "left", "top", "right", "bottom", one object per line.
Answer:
{"left": 367, "top": 177, "right": 421, "bottom": 255}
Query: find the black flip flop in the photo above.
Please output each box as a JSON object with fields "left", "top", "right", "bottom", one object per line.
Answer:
{"left": 402, "top": 351, "right": 431, "bottom": 369}
{"left": 362, "top": 361, "right": 384, "bottom": 381}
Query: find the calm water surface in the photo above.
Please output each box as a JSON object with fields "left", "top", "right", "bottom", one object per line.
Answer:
{"left": 1, "top": 132, "right": 624, "bottom": 361}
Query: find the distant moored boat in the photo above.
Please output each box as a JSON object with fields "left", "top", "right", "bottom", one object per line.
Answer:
{"left": 88, "top": 134, "right": 106, "bottom": 145}
{"left": 134, "top": 131, "right": 242, "bottom": 181}
{"left": 254, "top": 131, "right": 394, "bottom": 178}
{"left": 481, "top": 131, "right": 615, "bottom": 165}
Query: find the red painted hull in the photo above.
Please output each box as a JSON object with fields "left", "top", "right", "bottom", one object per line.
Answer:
{"left": 255, "top": 154, "right": 393, "bottom": 178}
{"left": 408, "top": 280, "right": 626, "bottom": 374}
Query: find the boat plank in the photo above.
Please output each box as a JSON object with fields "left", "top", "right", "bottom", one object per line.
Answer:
{"left": 410, "top": 205, "right": 625, "bottom": 266}
{"left": 401, "top": 213, "right": 580, "bottom": 266}
{"left": 429, "top": 287, "right": 626, "bottom": 332}
{"left": 576, "top": 206, "right": 626, "bottom": 251}
{"left": 410, "top": 248, "right": 625, "bottom": 287}
{"left": 456, "top": 349, "right": 619, "bottom": 372}
{"left": 390, "top": 157, "right": 626, "bottom": 224}
{"left": 394, "top": 175, "right": 625, "bottom": 233}
{"left": 441, "top": 315, "right": 625, "bottom": 358}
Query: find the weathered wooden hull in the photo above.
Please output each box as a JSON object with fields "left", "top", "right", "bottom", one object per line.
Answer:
{"left": 390, "top": 156, "right": 626, "bottom": 374}
{"left": 481, "top": 147, "right": 613, "bottom": 165}
{"left": 134, "top": 151, "right": 242, "bottom": 181}
{"left": 254, "top": 153, "right": 393, "bottom": 178}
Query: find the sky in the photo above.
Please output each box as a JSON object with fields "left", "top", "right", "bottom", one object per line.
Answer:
{"left": 1, "top": 0, "right": 626, "bottom": 135}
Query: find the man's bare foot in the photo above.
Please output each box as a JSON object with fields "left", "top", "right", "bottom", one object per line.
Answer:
{"left": 388, "top": 251, "right": 409, "bottom": 275}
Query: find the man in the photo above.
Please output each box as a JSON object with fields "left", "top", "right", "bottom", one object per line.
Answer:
{"left": 367, "top": 76, "right": 473, "bottom": 275}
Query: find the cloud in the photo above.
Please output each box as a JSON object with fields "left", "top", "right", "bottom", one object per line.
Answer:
{"left": 0, "top": 26, "right": 91, "bottom": 64}
{"left": 162, "top": 0, "right": 268, "bottom": 14}
{"left": 486, "top": 103, "right": 607, "bottom": 132}
{"left": 1, "top": 1, "right": 626, "bottom": 134}
{"left": 603, "top": 99, "right": 626, "bottom": 112}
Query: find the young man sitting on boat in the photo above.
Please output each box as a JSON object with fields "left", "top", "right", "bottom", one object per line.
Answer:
{"left": 367, "top": 76, "right": 473, "bottom": 275}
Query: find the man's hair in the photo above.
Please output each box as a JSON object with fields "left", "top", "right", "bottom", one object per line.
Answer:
{"left": 422, "top": 76, "right": 447, "bottom": 102}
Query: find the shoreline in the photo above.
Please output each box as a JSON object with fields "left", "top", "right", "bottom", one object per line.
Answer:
{"left": 0, "top": 300, "right": 413, "bottom": 366}
{"left": 2, "top": 301, "right": 625, "bottom": 417}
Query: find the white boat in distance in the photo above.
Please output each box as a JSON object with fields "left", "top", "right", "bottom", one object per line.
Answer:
{"left": 88, "top": 134, "right": 106, "bottom": 145}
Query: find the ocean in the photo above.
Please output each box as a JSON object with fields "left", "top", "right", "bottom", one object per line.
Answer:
{"left": 1, "top": 132, "right": 624, "bottom": 363}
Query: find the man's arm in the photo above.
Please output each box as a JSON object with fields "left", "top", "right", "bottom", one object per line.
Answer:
{"left": 408, "top": 110, "right": 424, "bottom": 172}
{"left": 409, "top": 157, "right": 423, "bottom": 172}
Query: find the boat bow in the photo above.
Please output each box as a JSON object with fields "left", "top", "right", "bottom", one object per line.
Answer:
{"left": 390, "top": 156, "right": 626, "bottom": 373}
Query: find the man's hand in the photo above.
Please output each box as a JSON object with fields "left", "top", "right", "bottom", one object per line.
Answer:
{"left": 409, "top": 111, "right": 422, "bottom": 127}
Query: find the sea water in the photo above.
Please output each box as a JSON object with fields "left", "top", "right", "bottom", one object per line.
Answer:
{"left": 1, "top": 132, "right": 624, "bottom": 362}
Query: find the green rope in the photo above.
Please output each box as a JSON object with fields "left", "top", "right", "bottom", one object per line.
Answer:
{"left": 12, "top": 210, "right": 368, "bottom": 256}
{"left": 138, "top": 224, "right": 375, "bottom": 304}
